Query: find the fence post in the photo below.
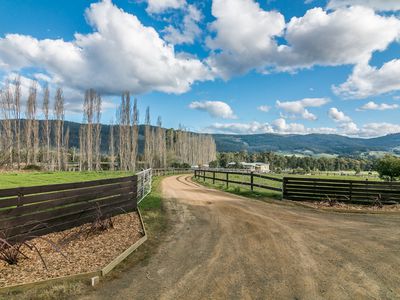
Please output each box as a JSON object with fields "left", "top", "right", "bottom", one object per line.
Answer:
{"left": 282, "top": 177, "right": 287, "bottom": 200}
{"left": 213, "top": 171, "right": 215, "bottom": 184}
{"left": 203, "top": 170, "right": 206, "bottom": 181}
{"left": 226, "top": 172, "right": 229, "bottom": 188}
{"left": 349, "top": 181, "right": 353, "bottom": 202}
{"left": 250, "top": 172, "right": 254, "bottom": 191}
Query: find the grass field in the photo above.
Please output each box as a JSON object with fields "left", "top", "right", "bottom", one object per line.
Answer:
{"left": 0, "top": 171, "right": 134, "bottom": 189}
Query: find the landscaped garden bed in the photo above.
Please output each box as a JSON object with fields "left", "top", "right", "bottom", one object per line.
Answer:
{"left": 0, "top": 211, "right": 144, "bottom": 288}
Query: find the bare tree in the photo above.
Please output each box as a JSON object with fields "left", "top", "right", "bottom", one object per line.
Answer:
{"left": 130, "top": 98, "right": 139, "bottom": 171}
{"left": 109, "top": 121, "right": 115, "bottom": 171}
{"left": 0, "top": 81, "right": 13, "bottom": 168}
{"left": 94, "top": 93, "right": 102, "bottom": 171}
{"left": 54, "top": 88, "right": 65, "bottom": 171}
{"left": 42, "top": 85, "right": 51, "bottom": 168}
{"left": 12, "top": 77, "right": 22, "bottom": 169}
{"left": 144, "top": 106, "right": 152, "bottom": 168}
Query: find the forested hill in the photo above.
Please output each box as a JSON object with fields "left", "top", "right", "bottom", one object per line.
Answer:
{"left": 6, "top": 120, "right": 400, "bottom": 156}
{"left": 212, "top": 133, "right": 400, "bottom": 156}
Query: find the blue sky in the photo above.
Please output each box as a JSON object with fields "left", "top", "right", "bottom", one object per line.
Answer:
{"left": 0, "top": 0, "right": 400, "bottom": 137}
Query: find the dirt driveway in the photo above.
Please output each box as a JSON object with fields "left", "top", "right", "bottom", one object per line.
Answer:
{"left": 82, "top": 175, "right": 400, "bottom": 300}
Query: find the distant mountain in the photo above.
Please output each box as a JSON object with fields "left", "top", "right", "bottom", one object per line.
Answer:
{"left": 212, "top": 133, "right": 400, "bottom": 156}
{"left": 4, "top": 120, "right": 400, "bottom": 156}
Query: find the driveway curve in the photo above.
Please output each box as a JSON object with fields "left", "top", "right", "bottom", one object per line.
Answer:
{"left": 82, "top": 175, "right": 400, "bottom": 300}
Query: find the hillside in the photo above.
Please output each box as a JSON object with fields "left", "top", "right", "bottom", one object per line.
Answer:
{"left": 3, "top": 120, "right": 400, "bottom": 156}
{"left": 213, "top": 133, "right": 400, "bottom": 156}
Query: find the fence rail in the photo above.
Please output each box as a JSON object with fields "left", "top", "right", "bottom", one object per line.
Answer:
{"left": 195, "top": 169, "right": 400, "bottom": 205}
{"left": 152, "top": 168, "right": 192, "bottom": 176}
{"left": 283, "top": 177, "right": 400, "bottom": 205}
{"left": 0, "top": 169, "right": 153, "bottom": 242}
{"left": 194, "top": 169, "right": 282, "bottom": 192}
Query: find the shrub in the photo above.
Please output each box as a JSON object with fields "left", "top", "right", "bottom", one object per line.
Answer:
{"left": 23, "top": 164, "right": 42, "bottom": 171}
{"left": 374, "top": 155, "right": 400, "bottom": 181}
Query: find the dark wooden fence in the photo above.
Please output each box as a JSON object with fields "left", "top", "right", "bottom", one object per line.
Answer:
{"left": 0, "top": 176, "right": 139, "bottom": 242}
{"left": 194, "top": 169, "right": 282, "bottom": 192}
{"left": 283, "top": 177, "right": 400, "bottom": 205}
{"left": 195, "top": 169, "right": 400, "bottom": 205}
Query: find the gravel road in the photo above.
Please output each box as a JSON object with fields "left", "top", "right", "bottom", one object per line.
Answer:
{"left": 82, "top": 175, "right": 400, "bottom": 300}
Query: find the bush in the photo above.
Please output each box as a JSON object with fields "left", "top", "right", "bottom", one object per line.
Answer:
{"left": 374, "top": 155, "right": 400, "bottom": 181}
{"left": 23, "top": 164, "right": 42, "bottom": 171}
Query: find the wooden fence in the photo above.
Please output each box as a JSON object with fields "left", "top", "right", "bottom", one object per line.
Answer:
{"left": 195, "top": 169, "right": 400, "bottom": 205}
{"left": 0, "top": 171, "right": 154, "bottom": 242}
{"left": 152, "top": 168, "right": 192, "bottom": 176}
{"left": 283, "top": 177, "right": 400, "bottom": 205}
{"left": 194, "top": 169, "right": 282, "bottom": 192}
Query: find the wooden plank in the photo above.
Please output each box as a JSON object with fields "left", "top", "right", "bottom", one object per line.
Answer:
{"left": 0, "top": 185, "right": 134, "bottom": 219}
{"left": 0, "top": 176, "right": 135, "bottom": 199}
{"left": 0, "top": 193, "right": 135, "bottom": 229}
{"left": 285, "top": 176, "right": 400, "bottom": 185}
{"left": 252, "top": 174, "right": 283, "bottom": 182}
{"left": 0, "top": 181, "right": 134, "bottom": 212}
{"left": 101, "top": 234, "right": 147, "bottom": 276}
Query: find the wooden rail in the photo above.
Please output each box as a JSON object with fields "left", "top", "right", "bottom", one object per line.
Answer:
{"left": 283, "top": 177, "right": 400, "bottom": 205}
{"left": 195, "top": 169, "right": 400, "bottom": 205}
{"left": 152, "top": 168, "right": 192, "bottom": 176}
{"left": 0, "top": 175, "right": 142, "bottom": 242}
{"left": 194, "top": 169, "right": 282, "bottom": 192}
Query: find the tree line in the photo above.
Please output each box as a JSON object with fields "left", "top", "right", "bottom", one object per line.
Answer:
{"left": 214, "top": 151, "right": 375, "bottom": 173}
{"left": 0, "top": 77, "right": 217, "bottom": 171}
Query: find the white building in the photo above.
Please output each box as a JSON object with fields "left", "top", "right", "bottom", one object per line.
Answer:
{"left": 240, "top": 162, "right": 270, "bottom": 173}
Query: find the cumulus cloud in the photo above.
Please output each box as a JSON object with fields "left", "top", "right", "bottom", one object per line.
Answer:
{"left": 327, "top": 0, "right": 400, "bottom": 11}
{"left": 257, "top": 105, "right": 271, "bottom": 112}
{"left": 276, "top": 98, "right": 329, "bottom": 121}
{"left": 189, "top": 100, "right": 237, "bottom": 119}
{"left": 277, "top": 6, "right": 400, "bottom": 69}
{"left": 357, "top": 101, "right": 399, "bottom": 111}
{"left": 328, "top": 107, "right": 352, "bottom": 123}
{"left": 205, "top": 0, "right": 285, "bottom": 78}
{"left": 333, "top": 60, "right": 400, "bottom": 98}
{"left": 206, "top": 118, "right": 400, "bottom": 137}
{"left": 146, "top": 0, "right": 186, "bottom": 14}
{"left": 205, "top": 2, "right": 400, "bottom": 79}
{"left": 163, "top": 4, "right": 202, "bottom": 45}
{"left": 0, "top": 0, "right": 211, "bottom": 96}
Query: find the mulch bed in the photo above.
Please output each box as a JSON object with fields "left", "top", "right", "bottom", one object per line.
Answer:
{"left": 303, "top": 201, "right": 400, "bottom": 212}
{"left": 0, "top": 212, "right": 144, "bottom": 288}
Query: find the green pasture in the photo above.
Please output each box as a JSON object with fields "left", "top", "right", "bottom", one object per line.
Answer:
{"left": 0, "top": 171, "right": 133, "bottom": 189}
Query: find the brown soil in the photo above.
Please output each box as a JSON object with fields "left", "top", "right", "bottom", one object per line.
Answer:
{"left": 82, "top": 175, "right": 400, "bottom": 300}
{"left": 0, "top": 212, "right": 143, "bottom": 288}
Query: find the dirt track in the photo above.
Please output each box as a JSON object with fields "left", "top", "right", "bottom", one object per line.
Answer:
{"left": 83, "top": 175, "right": 400, "bottom": 300}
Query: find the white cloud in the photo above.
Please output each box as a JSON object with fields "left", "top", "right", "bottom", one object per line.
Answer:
{"left": 328, "top": 107, "right": 352, "bottom": 123}
{"left": 0, "top": 0, "right": 211, "bottom": 96}
{"left": 257, "top": 105, "right": 270, "bottom": 112}
{"left": 146, "top": 0, "right": 186, "bottom": 14}
{"left": 205, "top": 0, "right": 285, "bottom": 78}
{"left": 333, "top": 60, "right": 400, "bottom": 99}
{"left": 327, "top": 0, "right": 400, "bottom": 11}
{"left": 358, "top": 122, "right": 400, "bottom": 137}
{"left": 357, "top": 101, "right": 399, "bottom": 111}
{"left": 277, "top": 6, "right": 400, "bottom": 69}
{"left": 163, "top": 4, "right": 202, "bottom": 45}
{"left": 276, "top": 97, "right": 329, "bottom": 121}
{"left": 204, "top": 2, "right": 400, "bottom": 78}
{"left": 189, "top": 100, "right": 237, "bottom": 119}
{"left": 206, "top": 119, "right": 400, "bottom": 137}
